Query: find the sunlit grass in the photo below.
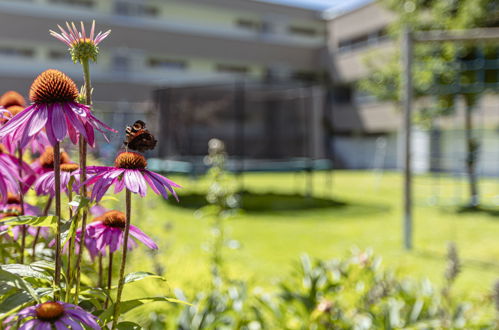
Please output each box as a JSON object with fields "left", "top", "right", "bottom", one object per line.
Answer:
{"left": 123, "top": 170, "right": 499, "bottom": 305}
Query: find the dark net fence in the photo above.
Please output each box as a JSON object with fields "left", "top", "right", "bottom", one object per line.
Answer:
{"left": 153, "top": 82, "right": 327, "bottom": 164}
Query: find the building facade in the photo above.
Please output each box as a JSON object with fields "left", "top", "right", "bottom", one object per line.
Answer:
{"left": 326, "top": 1, "right": 499, "bottom": 176}
{"left": 0, "top": 0, "right": 326, "bottom": 102}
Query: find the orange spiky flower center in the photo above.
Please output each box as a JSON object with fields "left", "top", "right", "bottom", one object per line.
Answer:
{"left": 96, "top": 210, "right": 126, "bottom": 228}
{"left": 39, "top": 147, "right": 71, "bottom": 169}
{"left": 35, "top": 302, "right": 65, "bottom": 322}
{"left": 2, "top": 204, "right": 22, "bottom": 217}
{"left": 6, "top": 193, "right": 21, "bottom": 205}
{"left": 61, "top": 163, "right": 79, "bottom": 173}
{"left": 29, "top": 69, "right": 78, "bottom": 104}
{"left": 0, "top": 91, "right": 26, "bottom": 108}
{"left": 114, "top": 152, "right": 147, "bottom": 169}
{"left": 7, "top": 105, "right": 24, "bottom": 117}
{"left": 0, "top": 144, "right": 6, "bottom": 154}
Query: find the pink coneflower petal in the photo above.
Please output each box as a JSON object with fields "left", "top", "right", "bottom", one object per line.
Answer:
{"left": 80, "top": 21, "right": 86, "bottom": 39}
{"left": 81, "top": 211, "right": 157, "bottom": 256}
{"left": 27, "top": 105, "right": 48, "bottom": 137}
{"left": 130, "top": 226, "right": 158, "bottom": 250}
{"left": 50, "top": 104, "right": 68, "bottom": 141}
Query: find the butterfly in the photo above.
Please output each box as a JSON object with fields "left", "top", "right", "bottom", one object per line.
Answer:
{"left": 123, "top": 120, "right": 157, "bottom": 152}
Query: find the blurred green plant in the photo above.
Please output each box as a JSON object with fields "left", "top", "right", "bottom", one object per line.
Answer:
{"left": 168, "top": 138, "right": 245, "bottom": 330}
{"left": 255, "top": 246, "right": 494, "bottom": 329}
{"left": 145, "top": 243, "right": 496, "bottom": 329}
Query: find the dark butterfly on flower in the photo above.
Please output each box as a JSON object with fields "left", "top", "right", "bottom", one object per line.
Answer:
{"left": 123, "top": 120, "right": 157, "bottom": 152}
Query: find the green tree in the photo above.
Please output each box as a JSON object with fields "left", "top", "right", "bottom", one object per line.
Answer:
{"left": 359, "top": 0, "right": 499, "bottom": 207}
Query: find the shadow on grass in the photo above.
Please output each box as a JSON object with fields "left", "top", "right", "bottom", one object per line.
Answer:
{"left": 166, "top": 191, "right": 390, "bottom": 216}
{"left": 414, "top": 249, "right": 499, "bottom": 271}
{"left": 453, "top": 205, "right": 499, "bottom": 217}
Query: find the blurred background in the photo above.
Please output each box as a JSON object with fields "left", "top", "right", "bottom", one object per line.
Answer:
{"left": 1, "top": 0, "right": 499, "bottom": 327}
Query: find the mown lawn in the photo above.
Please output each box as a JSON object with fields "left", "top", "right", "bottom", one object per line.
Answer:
{"left": 120, "top": 170, "right": 499, "bottom": 304}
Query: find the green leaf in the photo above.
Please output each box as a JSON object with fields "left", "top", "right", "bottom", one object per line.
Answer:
{"left": 0, "top": 216, "right": 57, "bottom": 228}
{"left": 59, "top": 218, "right": 75, "bottom": 248}
{"left": 99, "top": 297, "right": 190, "bottom": 323}
{"left": 68, "top": 194, "right": 90, "bottom": 210}
{"left": 0, "top": 269, "right": 39, "bottom": 303}
{"left": 0, "top": 288, "right": 51, "bottom": 314}
{"left": 0, "top": 263, "right": 52, "bottom": 281}
{"left": 122, "top": 272, "right": 166, "bottom": 285}
{"left": 116, "top": 321, "right": 142, "bottom": 330}
{"left": 30, "top": 260, "right": 55, "bottom": 271}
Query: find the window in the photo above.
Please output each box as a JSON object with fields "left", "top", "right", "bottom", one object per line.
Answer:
{"left": 288, "top": 26, "right": 317, "bottom": 37}
{"left": 0, "top": 46, "right": 34, "bottom": 58}
{"left": 48, "top": 50, "right": 69, "bottom": 61}
{"left": 338, "top": 27, "right": 388, "bottom": 53}
{"left": 114, "top": 1, "right": 159, "bottom": 17}
{"left": 48, "top": 0, "right": 94, "bottom": 8}
{"left": 216, "top": 64, "right": 249, "bottom": 74}
{"left": 148, "top": 58, "right": 187, "bottom": 70}
{"left": 292, "top": 70, "right": 320, "bottom": 83}
{"left": 331, "top": 85, "right": 352, "bottom": 104}
{"left": 235, "top": 18, "right": 261, "bottom": 31}
{"left": 113, "top": 55, "right": 130, "bottom": 72}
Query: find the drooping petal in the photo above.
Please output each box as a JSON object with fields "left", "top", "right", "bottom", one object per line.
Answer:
{"left": 50, "top": 103, "right": 68, "bottom": 142}
{"left": 129, "top": 225, "right": 158, "bottom": 250}
{"left": 0, "top": 105, "right": 37, "bottom": 137}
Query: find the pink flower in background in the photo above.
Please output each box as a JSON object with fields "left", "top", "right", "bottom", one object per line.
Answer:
{"left": 85, "top": 151, "right": 180, "bottom": 202}
{"left": 0, "top": 194, "right": 50, "bottom": 240}
{"left": 50, "top": 20, "right": 110, "bottom": 64}
{"left": 0, "top": 153, "right": 20, "bottom": 202}
{"left": 0, "top": 92, "right": 50, "bottom": 153}
{"left": 3, "top": 131, "right": 50, "bottom": 155}
{"left": 84, "top": 210, "right": 158, "bottom": 258}
{"left": 0, "top": 69, "right": 116, "bottom": 149}
{"left": 34, "top": 163, "right": 80, "bottom": 197}
{"left": 50, "top": 20, "right": 110, "bottom": 50}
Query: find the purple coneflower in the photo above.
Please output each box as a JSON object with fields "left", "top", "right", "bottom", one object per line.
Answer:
{"left": 34, "top": 163, "right": 80, "bottom": 197}
{"left": 0, "top": 148, "right": 20, "bottom": 201}
{"left": 50, "top": 20, "right": 110, "bottom": 63}
{"left": 59, "top": 210, "right": 157, "bottom": 259}
{"left": 31, "top": 146, "right": 72, "bottom": 176}
{"left": 0, "top": 194, "right": 49, "bottom": 240}
{"left": 4, "top": 301, "right": 100, "bottom": 329}
{"left": 0, "top": 69, "right": 116, "bottom": 148}
{"left": 0, "top": 143, "right": 22, "bottom": 177}
{"left": 85, "top": 151, "right": 180, "bottom": 202}
{"left": 85, "top": 210, "right": 157, "bottom": 258}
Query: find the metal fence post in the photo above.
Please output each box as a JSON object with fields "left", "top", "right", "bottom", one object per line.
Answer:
{"left": 402, "top": 27, "right": 413, "bottom": 250}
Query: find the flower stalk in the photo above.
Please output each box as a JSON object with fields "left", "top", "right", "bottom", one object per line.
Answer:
{"left": 105, "top": 252, "right": 114, "bottom": 309}
{"left": 53, "top": 142, "right": 62, "bottom": 299}
{"left": 18, "top": 144, "right": 26, "bottom": 263}
{"left": 74, "top": 58, "right": 91, "bottom": 303}
{"left": 112, "top": 189, "right": 132, "bottom": 329}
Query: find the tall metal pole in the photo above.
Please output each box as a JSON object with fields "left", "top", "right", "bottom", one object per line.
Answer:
{"left": 402, "top": 27, "right": 413, "bottom": 250}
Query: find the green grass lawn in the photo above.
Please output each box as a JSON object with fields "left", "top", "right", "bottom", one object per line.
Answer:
{"left": 122, "top": 170, "right": 499, "bottom": 303}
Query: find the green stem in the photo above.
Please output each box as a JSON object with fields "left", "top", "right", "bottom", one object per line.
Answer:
{"left": 17, "top": 144, "right": 26, "bottom": 264}
{"left": 104, "top": 252, "right": 114, "bottom": 309}
{"left": 74, "top": 58, "right": 91, "bottom": 303}
{"left": 112, "top": 190, "right": 132, "bottom": 329}
{"left": 53, "top": 142, "right": 62, "bottom": 300}
{"left": 98, "top": 254, "right": 103, "bottom": 288}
